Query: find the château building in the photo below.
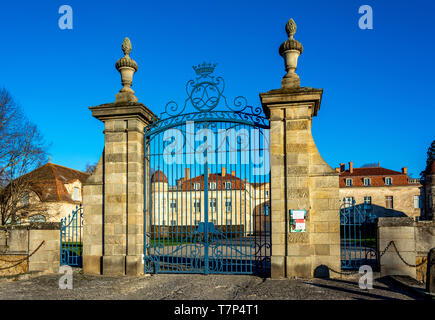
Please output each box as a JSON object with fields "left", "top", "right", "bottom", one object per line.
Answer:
{"left": 338, "top": 162, "right": 423, "bottom": 218}
{"left": 149, "top": 167, "right": 270, "bottom": 235}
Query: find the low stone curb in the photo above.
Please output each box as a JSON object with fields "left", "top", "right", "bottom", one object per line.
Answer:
{"left": 387, "top": 275, "right": 433, "bottom": 300}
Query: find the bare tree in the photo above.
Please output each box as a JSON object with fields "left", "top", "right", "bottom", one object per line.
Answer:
{"left": 361, "top": 163, "right": 379, "bottom": 168}
{"left": 0, "top": 89, "right": 47, "bottom": 225}
{"left": 84, "top": 162, "right": 97, "bottom": 174}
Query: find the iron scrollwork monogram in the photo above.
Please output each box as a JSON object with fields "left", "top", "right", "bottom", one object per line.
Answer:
{"left": 145, "top": 63, "right": 267, "bottom": 135}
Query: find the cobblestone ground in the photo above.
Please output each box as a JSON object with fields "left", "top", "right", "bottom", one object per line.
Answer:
{"left": 0, "top": 269, "right": 421, "bottom": 300}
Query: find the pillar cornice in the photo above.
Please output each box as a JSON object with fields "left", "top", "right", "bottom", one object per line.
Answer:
{"left": 89, "top": 102, "right": 155, "bottom": 125}
{"left": 260, "top": 87, "right": 323, "bottom": 119}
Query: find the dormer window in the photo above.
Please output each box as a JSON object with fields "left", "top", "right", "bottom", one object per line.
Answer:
{"left": 345, "top": 178, "right": 353, "bottom": 187}
{"left": 209, "top": 182, "right": 216, "bottom": 190}
{"left": 29, "top": 214, "right": 46, "bottom": 223}
{"left": 385, "top": 177, "right": 392, "bottom": 185}
{"left": 194, "top": 183, "right": 201, "bottom": 191}
{"left": 73, "top": 187, "right": 80, "bottom": 201}
{"left": 363, "top": 178, "right": 371, "bottom": 186}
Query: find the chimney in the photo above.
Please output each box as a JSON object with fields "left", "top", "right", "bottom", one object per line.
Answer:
{"left": 349, "top": 161, "right": 353, "bottom": 173}
{"left": 402, "top": 167, "right": 407, "bottom": 174}
{"left": 231, "top": 171, "right": 236, "bottom": 177}
{"left": 339, "top": 163, "right": 345, "bottom": 172}
{"left": 222, "top": 167, "right": 226, "bottom": 177}
{"left": 185, "top": 168, "right": 190, "bottom": 180}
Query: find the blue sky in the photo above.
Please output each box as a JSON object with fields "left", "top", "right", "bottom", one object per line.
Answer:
{"left": 0, "top": 0, "right": 434, "bottom": 177}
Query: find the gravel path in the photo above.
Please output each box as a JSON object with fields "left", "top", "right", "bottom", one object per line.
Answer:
{"left": 0, "top": 269, "right": 420, "bottom": 300}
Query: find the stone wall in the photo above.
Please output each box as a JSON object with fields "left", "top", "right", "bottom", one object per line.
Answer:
{"left": 82, "top": 154, "right": 104, "bottom": 274}
{"left": 415, "top": 220, "right": 435, "bottom": 282}
{"left": 0, "top": 223, "right": 61, "bottom": 275}
{"left": 0, "top": 254, "right": 28, "bottom": 276}
{"left": 378, "top": 217, "right": 435, "bottom": 282}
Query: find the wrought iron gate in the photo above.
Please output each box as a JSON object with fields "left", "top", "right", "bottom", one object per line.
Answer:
{"left": 60, "top": 205, "right": 83, "bottom": 267}
{"left": 144, "top": 63, "right": 271, "bottom": 275}
{"left": 340, "top": 199, "right": 378, "bottom": 270}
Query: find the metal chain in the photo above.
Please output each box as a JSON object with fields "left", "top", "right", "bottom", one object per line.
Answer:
{"left": 327, "top": 240, "right": 429, "bottom": 274}
{"left": 380, "top": 240, "right": 428, "bottom": 268}
{"left": 0, "top": 241, "right": 45, "bottom": 271}
{"left": 328, "top": 267, "right": 360, "bottom": 276}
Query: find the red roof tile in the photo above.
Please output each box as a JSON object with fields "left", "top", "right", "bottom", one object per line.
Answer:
{"left": 151, "top": 170, "right": 168, "bottom": 183}
{"left": 22, "top": 163, "right": 89, "bottom": 202}
{"left": 340, "top": 167, "right": 402, "bottom": 177}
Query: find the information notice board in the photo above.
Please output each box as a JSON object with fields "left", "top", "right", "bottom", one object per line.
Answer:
{"left": 289, "top": 209, "right": 306, "bottom": 232}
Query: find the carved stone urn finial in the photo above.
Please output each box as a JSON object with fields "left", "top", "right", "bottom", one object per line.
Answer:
{"left": 121, "top": 37, "right": 132, "bottom": 56}
{"left": 279, "top": 18, "right": 303, "bottom": 89}
{"left": 115, "top": 37, "right": 139, "bottom": 103}
{"left": 285, "top": 18, "right": 297, "bottom": 39}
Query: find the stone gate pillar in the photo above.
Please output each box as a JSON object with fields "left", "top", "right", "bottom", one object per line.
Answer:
{"left": 82, "top": 38, "right": 155, "bottom": 276}
{"left": 260, "top": 19, "right": 341, "bottom": 278}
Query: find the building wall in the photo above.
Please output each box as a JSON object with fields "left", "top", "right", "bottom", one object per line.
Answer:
{"left": 339, "top": 173, "right": 409, "bottom": 187}
{"left": 149, "top": 182, "right": 269, "bottom": 235}
{"left": 339, "top": 184, "right": 422, "bottom": 218}
{"left": 14, "top": 179, "right": 84, "bottom": 224}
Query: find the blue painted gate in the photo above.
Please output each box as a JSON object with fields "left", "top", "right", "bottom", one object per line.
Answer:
{"left": 340, "top": 199, "right": 378, "bottom": 270}
{"left": 60, "top": 205, "right": 83, "bottom": 267}
{"left": 143, "top": 64, "right": 271, "bottom": 275}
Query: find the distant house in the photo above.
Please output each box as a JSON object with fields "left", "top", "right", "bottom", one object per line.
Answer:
{"left": 3, "top": 162, "right": 89, "bottom": 224}
{"left": 337, "top": 162, "right": 423, "bottom": 218}
{"left": 148, "top": 167, "right": 270, "bottom": 235}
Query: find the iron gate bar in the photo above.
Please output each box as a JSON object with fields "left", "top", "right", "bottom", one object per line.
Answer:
{"left": 340, "top": 199, "right": 378, "bottom": 270}
{"left": 60, "top": 205, "right": 83, "bottom": 268}
{"left": 143, "top": 64, "right": 271, "bottom": 275}
{"left": 144, "top": 119, "right": 270, "bottom": 274}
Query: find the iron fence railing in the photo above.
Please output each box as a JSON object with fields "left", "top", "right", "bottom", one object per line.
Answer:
{"left": 60, "top": 205, "right": 83, "bottom": 268}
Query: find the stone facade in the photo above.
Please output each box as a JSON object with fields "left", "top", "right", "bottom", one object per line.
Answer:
{"left": 338, "top": 162, "right": 423, "bottom": 219}
{"left": 82, "top": 104, "right": 154, "bottom": 276}
{"left": 82, "top": 38, "right": 156, "bottom": 276}
{"left": 340, "top": 184, "right": 423, "bottom": 219}
{"left": 258, "top": 18, "right": 340, "bottom": 279}
{"left": 147, "top": 169, "right": 269, "bottom": 234}
{"left": 260, "top": 88, "right": 340, "bottom": 278}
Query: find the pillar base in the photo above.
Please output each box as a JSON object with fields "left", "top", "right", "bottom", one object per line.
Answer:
{"left": 126, "top": 255, "right": 144, "bottom": 276}
{"left": 83, "top": 255, "right": 102, "bottom": 275}
{"left": 102, "top": 255, "right": 125, "bottom": 275}
{"left": 286, "top": 256, "right": 312, "bottom": 278}
{"left": 271, "top": 256, "right": 286, "bottom": 278}
{"left": 281, "top": 76, "right": 300, "bottom": 89}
